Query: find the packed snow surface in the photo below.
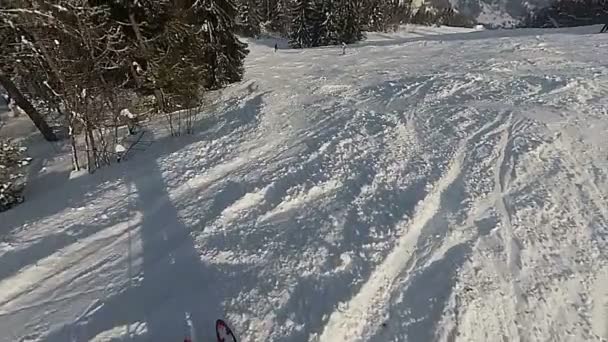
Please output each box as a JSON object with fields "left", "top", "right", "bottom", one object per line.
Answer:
{"left": 1, "top": 25, "right": 607, "bottom": 342}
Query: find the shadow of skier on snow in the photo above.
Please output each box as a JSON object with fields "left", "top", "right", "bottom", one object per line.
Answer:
{"left": 39, "top": 144, "right": 231, "bottom": 341}
{"left": 38, "top": 91, "right": 269, "bottom": 342}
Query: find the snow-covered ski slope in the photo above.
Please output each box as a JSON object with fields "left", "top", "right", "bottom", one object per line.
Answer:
{"left": 1, "top": 25, "right": 608, "bottom": 342}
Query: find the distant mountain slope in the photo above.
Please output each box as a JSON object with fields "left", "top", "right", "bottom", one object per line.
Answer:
{"left": 447, "top": 0, "right": 551, "bottom": 26}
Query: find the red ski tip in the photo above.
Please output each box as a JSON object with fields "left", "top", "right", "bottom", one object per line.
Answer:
{"left": 216, "top": 319, "right": 237, "bottom": 342}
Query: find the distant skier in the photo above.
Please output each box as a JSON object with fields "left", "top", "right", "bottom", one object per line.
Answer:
{"left": 601, "top": 23, "right": 608, "bottom": 33}
{"left": 120, "top": 108, "right": 139, "bottom": 135}
{"left": 274, "top": 43, "right": 278, "bottom": 52}
{"left": 7, "top": 98, "right": 23, "bottom": 118}
{"left": 342, "top": 42, "right": 347, "bottom": 55}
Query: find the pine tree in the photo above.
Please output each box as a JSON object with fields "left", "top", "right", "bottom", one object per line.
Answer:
{"left": 364, "top": 0, "right": 387, "bottom": 31}
{"left": 289, "top": 0, "right": 321, "bottom": 48}
{"left": 411, "top": 5, "right": 429, "bottom": 25}
{"left": 267, "top": 0, "right": 291, "bottom": 34}
{"left": 186, "top": 0, "right": 249, "bottom": 88}
{"left": 319, "top": 0, "right": 341, "bottom": 45}
{"left": 258, "top": 0, "right": 272, "bottom": 23}
{"left": 237, "top": 0, "right": 262, "bottom": 37}
{"left": 337, "top": 0, "right": 365, "bottom": 44}
{"left": 310, "top": 0, "right": 326, "bottom": 46}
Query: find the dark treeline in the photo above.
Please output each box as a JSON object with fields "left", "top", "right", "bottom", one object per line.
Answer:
{"left": 523, "top": 0, "right": 608, "bottom": 28}
{"left": 234, "top": 0, "right": 475, "bottom": 48}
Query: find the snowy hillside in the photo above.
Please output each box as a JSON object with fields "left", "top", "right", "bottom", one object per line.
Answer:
{"left": 1, "top": 25, "right": 608, "bottom": 342}
{"left": 447, "top": 0, "right": 548, "bottom": 26}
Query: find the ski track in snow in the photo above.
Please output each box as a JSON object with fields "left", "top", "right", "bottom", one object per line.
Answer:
{"left": 319, "top": 110, "right": 509, "bottom": 342}
{"left": 1, "top": 25, "right": 608, "bottom": 342}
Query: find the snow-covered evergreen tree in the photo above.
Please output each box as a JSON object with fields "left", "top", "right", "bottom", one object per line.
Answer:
{"left": 188, "top": 0, "right": 249, "bottom": 88}
{"left": 411, "top": 4, "right": 432, "bottom": 25}
{"left": 364, "top": 0, "right": 402, "bottom": 32}
{"left": 289, "top": 0, "right": 321, "bottom": 48}
{"left": 266, "top": 0, "right": 291, "bottom": 34}
{"left": 366, "top": 1, "right": 387, "bottom": 31}
{"left": 289, "top": 0, "right": 365, "bottom": 48}
{"left": 318, "top": 0, "right": 341, "bottom": 45}
{"left": 336, "top": 0, "right": 365, "bottom": 44}
{"left": 237, "top": 0, "right": 262, "bottom": 37}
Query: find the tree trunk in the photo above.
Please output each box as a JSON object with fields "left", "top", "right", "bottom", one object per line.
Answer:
{"left": 68, "top": 120, "right": 80, "bottom": 171}
{"left": 86, "top": 124, "right": 98, "bottom": 171}
{"left": 83, "top": 123, "right": 93, "bottom": 173}
{"left": 0, "top": 73, "right": 58, "bottom": 141}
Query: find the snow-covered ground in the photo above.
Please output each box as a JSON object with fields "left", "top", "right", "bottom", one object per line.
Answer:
{"left": 1, "top": 25, "right": 608, "bottom": 342}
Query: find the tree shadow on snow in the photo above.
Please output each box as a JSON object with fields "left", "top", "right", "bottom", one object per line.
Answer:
{"left": 0, "top": 215, "right": 130, "bottom": 285}
{"left": 0, "top": 88, "right": 266, "bottom": 239}
{"left": 0, "top": 93, "right": 266, "bottom": 323}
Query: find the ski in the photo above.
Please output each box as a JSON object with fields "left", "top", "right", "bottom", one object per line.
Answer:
{"left": 216, "top": 319, "right": 238, "bottom": 342}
